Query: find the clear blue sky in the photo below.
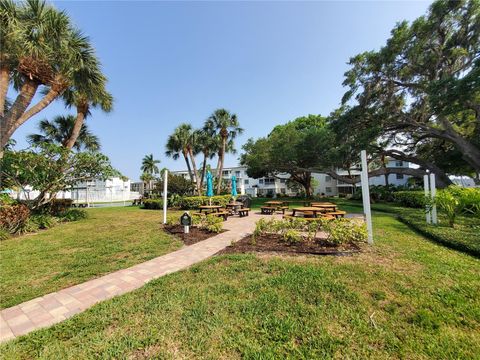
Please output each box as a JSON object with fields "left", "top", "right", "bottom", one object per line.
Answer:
{"left": 12, "top": 1, "right": 432, "bottom": 181}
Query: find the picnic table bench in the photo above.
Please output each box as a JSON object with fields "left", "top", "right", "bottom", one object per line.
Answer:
{"left": 238, "top": 208, "right": 250, "bottom": 217}
{"left": 261, "top": 206, "right": 276, "bottom": 215}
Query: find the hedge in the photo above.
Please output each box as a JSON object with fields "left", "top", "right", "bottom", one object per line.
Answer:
{"left": 392, "top": 191, "right": 426, "bottom": 208}
{"left": 179, "top": 195, "right": 233, "bottom": 209}
{"left": 397, "top": 212, "right": 480, "bottom": 258}
{"left": 143, "top": 199, "right": 164, "bottom": 210}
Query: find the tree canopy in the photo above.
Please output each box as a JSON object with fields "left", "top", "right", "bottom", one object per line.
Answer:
{"left": 338, "top": 0, "right": 480, "bottom": 175}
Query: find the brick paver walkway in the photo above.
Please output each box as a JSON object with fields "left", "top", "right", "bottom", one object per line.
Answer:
{"left": 0, "top": 213, "right": 275, "bottom": 343}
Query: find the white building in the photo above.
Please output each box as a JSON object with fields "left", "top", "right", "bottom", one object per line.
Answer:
{"left": 11, "top": 177, "right": 140, "bottom": 204}
{"left": 171, "top": 158, "right": 412, "bottom": 197}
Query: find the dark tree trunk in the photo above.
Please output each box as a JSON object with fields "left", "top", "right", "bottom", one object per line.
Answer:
{"left": 216, "top": 136, "right": 226, "bottom": 195}
{"left": 65, "top": 104, "right": 87, "bottom": 150}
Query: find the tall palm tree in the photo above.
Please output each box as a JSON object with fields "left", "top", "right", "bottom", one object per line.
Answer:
{"left": 194, "top": 129, "right": 218, "bottom": 190}
{"left": 165, "top": 124, "right": 201, "bottom": 195}
{"left": 141, "top": 154, "right": 160, "bottom": 175}
{"left": 204, "top": 109, "right": 243, "bottom": 194}
{"left": 27, "top": 115, "right": 100, "bottom": 151}
{"left": 0, "top": 0, "right": 110, "bottom": 152}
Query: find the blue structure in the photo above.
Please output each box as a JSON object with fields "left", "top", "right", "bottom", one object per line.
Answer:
{"left": 231, "top": 175, "right": 237, "bottom": 197}
{"left": 206, "top": 171, "right": 214, "bottom": 198}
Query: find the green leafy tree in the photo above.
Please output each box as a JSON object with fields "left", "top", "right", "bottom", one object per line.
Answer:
{"left": 204, "top": 109, "right": 243, "bottom": 194}
{"left": 1, "top": 143, "right": 118, "bottom": 209}
{"left": 157, "top": 173, "right": 194, "bottom": 196}
{"left": 0, "top": 0, "right": 111, "bottom": 152}
{"left": 27, "top": 115, "right": 100, "bottom": 152}
{"left": 341, "top": 0, "right": 480, "bottom": 173}
{"left": 241, "top": 115, "right": 330, "bottom": 197}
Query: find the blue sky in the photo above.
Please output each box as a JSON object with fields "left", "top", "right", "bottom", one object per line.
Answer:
{"left": 11, "top": 1, "right": 432, "bottom": 181}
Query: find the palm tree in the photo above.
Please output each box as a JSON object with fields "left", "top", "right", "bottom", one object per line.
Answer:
{"left": 0, "top": 0, "right": 110, "bottom": 152}
{"left": 141, "top": 154, "right": 160, "bottom": 175}
{"left": 204, "top": 109, "right": 243, "bottom": 194}
{"left": 165, "top": 124, "right": 201, "bottom": 195}
{"left": 27, "top": 115, "right": 100, "bottom": 151}
{"left": 194, "top": 129, "right": 218, "bottom": 190}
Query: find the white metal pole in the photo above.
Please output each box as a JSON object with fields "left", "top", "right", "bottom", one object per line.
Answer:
{"left": 163, "top": 169, "right": 168, "bottom": 224}
{"left": 360, "top": 150, "right": 373, "bottom": 245}
{"left": 424, "top": 174, "right": 431, "bottom": 224}
{"left": 430, "top": 173, "right": 437, "bottom": 225}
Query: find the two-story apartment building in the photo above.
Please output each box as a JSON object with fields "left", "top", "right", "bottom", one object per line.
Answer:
{"left": 171, "top": 158, "right": 412, "bottom": 197}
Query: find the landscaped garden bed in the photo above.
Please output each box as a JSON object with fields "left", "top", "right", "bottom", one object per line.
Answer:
{"left": 221, "top": 216, "right": 366, "bottom": 256}
{"left": 163, "top": 224, "right": 224, "bottom": 245}
{"left": 220, "top": 234, "right": 361, "bottom": 256}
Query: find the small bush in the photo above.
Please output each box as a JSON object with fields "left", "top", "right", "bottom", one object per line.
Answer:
{"left": 60, "top": 209, "right": 88, "bottom": 222}
{"left": 49, "top": 199, "right": 74, "bottom": 215}
{"left": 0, "top": 203, "right": 30, "bottom": 234}
{"left": 326, "top": 218, "right": 368, "bottom": 244}
{"left": 143, "top": 199, "right": 163, "bottom": 210}
{"left": 252, "top": 217, "right": 367, "bottom": 245}
{"left": 30, "top": 214, "right": 58, "bottom": 229}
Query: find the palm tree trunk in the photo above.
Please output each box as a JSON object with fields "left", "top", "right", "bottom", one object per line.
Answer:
{"left": 1, "top": 79, "right": 39, "bottom": 149}
{"left": 65, "top": 104, "right": 87, "bottom": 149}
{"left": 200, "top": 149, "right": 208, "bottom": 189}
{"left": 188, "top": 148, "right": 202, "bottom": 196}
{"left": 0, "top": 66, "right": 9, "bottom": 117}
{"left": 183, "top": 150, "right": 194, "bottom": 182}
{"left": 216, "top": 137, "right": 226, "bottom": 194}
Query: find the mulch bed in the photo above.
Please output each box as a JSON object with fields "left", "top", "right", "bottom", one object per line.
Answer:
{"left": 163, "top": 224, "right": 222, "bottom": 245}
{"left": 218, "top": 234, "right": 361, "bottom": 256}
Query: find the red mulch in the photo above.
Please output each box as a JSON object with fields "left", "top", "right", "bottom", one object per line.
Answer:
{"left": 163, "top": 224, "right": 222, "bottom": 245}
{"left": 218, "top": 234, "right": 361, "bottom": 256}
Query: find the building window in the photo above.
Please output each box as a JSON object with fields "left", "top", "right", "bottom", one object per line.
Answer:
{"left": 222, "top": 170, "right": 229, "bottom": 176}
{"left": 395, "top": 161, "right": 403, "bottom": 167}
{"left": 280, "top": 178, "right": 286, "bottom": 184}
{"left": 325, "top": 187, "right": 332, "bottom": 193}
{"left": 325, "top": 175, "right": 331, "bottom": 182}
{"left": 259, "top": 179, "right": 264, "bottom": 184}
{"left": 281, "top": 188, "right": 286, "bottom": 194}
{"left": 235, "top": 171, "right": 241, "bottom": 177}
{"left": 244, "top": 179, "right": 249, "bottom": 185}
{"left": 396, "top": 173, "right": 404, "bottom": 180}
{"left": 264, "top": 178, "right": 275, "bottom": 185}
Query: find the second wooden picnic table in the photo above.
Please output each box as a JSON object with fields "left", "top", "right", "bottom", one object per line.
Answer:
{"left": 225, "top": 202, "right": 244, "bottom": 214}
{"left": 310, "top": 202, "right": 337, "bottom": 212}
{"left": 291, "top": 207, "right": 327, "bottom": 218}
{"left": 198, "top": 205, "right": 222, "bottom": 213}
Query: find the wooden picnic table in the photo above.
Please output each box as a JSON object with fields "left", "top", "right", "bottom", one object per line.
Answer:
{"left": 311, "top": 203, "right": 337, "bottom": 212}
{"left": 226, "top": 202, "right": 244, "bottom": 214}
{"left": 264, "top": 201, "right": 284, "bottom": 206}
{"left": 291, "top": 207, "right": 327, "bottom": 218}
{"left": 198, "top": 205, "right": 222, "bottom": 213}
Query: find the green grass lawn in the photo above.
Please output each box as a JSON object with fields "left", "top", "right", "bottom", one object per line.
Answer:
{"left": 1, "top": 212, "right": 479, "bottom": 359}
{"left": 0, "top": 207, "right": 182, "bottom": 309}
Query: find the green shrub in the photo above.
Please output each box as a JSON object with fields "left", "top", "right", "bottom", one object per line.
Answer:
{"left": 0, "top": 228, "right": 11, "bottom": 240}
{"left": 252, "top": 217, "right": 367, "bottom": 245}
{"left": 0, "top": 203, "right": 30, "bottom": 234}
{"left": 179, "top": 195, "right": 232, "bottom": 209}
{"left": 18, "top": 218, "right": 40, "bottom": 234}
{"left": 203, "top": 215, "right": 223, "bottom": 233}
{"left": 30, "top": 214, "right": 58, "bottom": 229}
{"left": 60, "top": 209, "right": 88, "bottom": 222}
{"left": 326, "top": 218, "right": 368, "bottom": 244}
{"left": 393, "top": 191, "right": 426, "bottom": 208}
{"left": 49, "top": 199, "right": 74, "bottom": 215}
{"left": 0, "top": 194, "right": 14, "bottom": 206}
{"left": 143, "top": 199, "right": 163, "bottom": 210}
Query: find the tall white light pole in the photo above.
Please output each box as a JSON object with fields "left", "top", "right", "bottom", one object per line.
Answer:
{"left": 163, "top": 169, "right": 168, "bottom": 224}
{"left": 430, "top": 173, "right": 437, "bottom": 225}
{"left": 360, "top": 150, "right": 373, "bottom": 245}
{"left": 424, "top": 173, "right": 431, "bottom": 224}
